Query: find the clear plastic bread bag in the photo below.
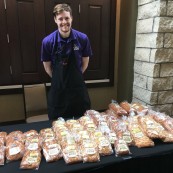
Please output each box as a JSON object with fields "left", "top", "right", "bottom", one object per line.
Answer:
{"left": 0, "top": 140, "right": 5, "bottom": 165}
{"left": 43, "top": 139, "right": 62, "bottom": 162}
{"left": 25, "top": 135, "right": 42, "bottom": 151}
{"left": 97, "top": 136, "right": 113, "bottom": 156}
{"left": 119, "top": 101, "right": 136, "bottom": 116}
{"left": 108, "top": 100, "right": 128, "bottom": 116}
{"left": 114, "top": 138, "right": 131, "bottom": 157}
{"left": 81, "top": 139, "right": 100, "bottom": 163}
{"left": 6, "top": 140, "right": 25, "bottom": 162}
{"left": 62, "top": 144, "right": 82, "bottom": 164}
{"left": 20, "top": 150, "right": 41, "bottom": 170}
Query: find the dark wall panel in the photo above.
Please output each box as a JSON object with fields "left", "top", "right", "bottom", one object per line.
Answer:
{"left": 6, "top": 0, "right": 45, "bottom": 84}
{"left": 80, "top": 0, "right": 111, "bottom": 80}
{"left": 117, "top": 0, "right": 137, "bottom": 102}
{"left": 88, "top": 6, "right": 101, "bottom": 70}
{"left": 0, "top": 0, "right": 12, "bottom": 85}
{"left": 18, "top": 1, "right": 37, "bottom": 73}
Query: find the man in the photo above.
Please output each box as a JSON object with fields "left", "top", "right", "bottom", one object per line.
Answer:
{"left": 41, "top": 4, "right": 92, "bottom": 120}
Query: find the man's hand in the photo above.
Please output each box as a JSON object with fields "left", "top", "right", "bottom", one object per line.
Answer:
{"left": 82, "top": 57, "right": 89, "bottom": 73}
{"left": 43, "top": 61, "right": 52, "bottom": 77}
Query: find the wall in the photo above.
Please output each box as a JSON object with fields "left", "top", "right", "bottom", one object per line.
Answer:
{"left": 0, "top": 93, "right": 25, "bottom": 123}
{"left": 133, "top": 0, "right": 173, "bottom": 116}
{"left": 117, "top": 0, "right": 138, "bottom": 102}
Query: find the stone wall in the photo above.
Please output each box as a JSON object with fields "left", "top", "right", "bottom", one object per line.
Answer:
{"left": 133, "top": 0, "right": 173, "bottom": 116}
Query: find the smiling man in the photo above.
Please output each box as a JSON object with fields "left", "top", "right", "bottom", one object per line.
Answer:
{"left": 41, "top": 4, "right": 92, "bottom": 120}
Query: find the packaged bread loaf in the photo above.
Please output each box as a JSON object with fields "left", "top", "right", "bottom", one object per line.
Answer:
{"left": 0, "top": 132, "right": 7, "bottom": 144}
{"left": 78, "top": 115, "right": 93, "bottom": 126}
{"left": 138, "top": 115, "right": 165, "bottom": 140}
{"left": 75, "top": 130, "right": 90, "bottom": 145}
{"left": 97, "top": 118, "right": 111, "bottom": 135}
{"left": 6, "top": 140, "right": 25, "bottom": 161}
{"left": 151, "top": 111, "right": 173, "bottom": 134}
{"left": 0, "top": 143, "right": 5, "bottom": 165}
{"left": 40, "top": 128, "right": 55, "bottom": 139}
{"left": 84, "top": 122, "right": 97, "bottom": 134}
{"left": 6, "top": 130, "right": 24, "bottom": 145}
{"left": 52, "top": 118, "right": 66, "bottom": 132}
{"left": 131, "top": 102, "right": 148, "bottom": 115}
{"left": 24, "top": 130, "right": 38, "bottom": 138}
{"left": 81, "top": 140, "right": 100, "bottom": 163}
{"left": 25, "top": 135, "right": 42, "bottom": 151}
{"left": 39, "top": 128, "right": 55, "bottom": 144}
{"left": 109, "top": 102, "right": 128, "bottom": 116}
{"left": 97, "top": 136, "right": 113, "bottom": 156}
{"left": 128, "top": 122, "right": 154, "bottom": 148}
{"left": 105, "top": 131, "right": 117, "bottom": 146}
{"left": 56, "top": 130, "right": 70, "bottom": 142}
{"left": 143, "top": 113, "right": 173, "bottom": 142}
{"left": 119, "top": 101, "right": 132, "bottom": 113}
{"left": 105, "top": 109, "right": 118, "bottom": 118}
{"left": 60, "top": 135, "right": 76, "bottom": 149}
{"left": 62, "top": 144, "right": 82, "bottom": 164}
{"left": 43, "top": 139, "right": 62, "bottom": 162}
{"left": 20, "top": 150, "right": 41, "bottom": 170}
{"left": 114, "top": 120, "right": 133, "bottom": 146}
{"left": 161, "top": 118, "right": 173, "bottom": 134}
{"left": 114, "top": 138, "right": 131, "bottom": 156}
{"left": 119, "top": 101, "right": 136, "bottom": 116}
{"left": 65, "top": 119, "right": 79, "bottom": 129}
{"left": 85, "top": 110, "right": 102, "bottom": 126}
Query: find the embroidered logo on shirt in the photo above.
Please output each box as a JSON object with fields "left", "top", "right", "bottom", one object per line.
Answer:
{"left": 73, "top": 44, "right": 79, "bottom": 51}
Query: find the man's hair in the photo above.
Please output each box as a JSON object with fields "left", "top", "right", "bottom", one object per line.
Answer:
{"left": 53, "top": 4, "right": 72, "bottom": 17}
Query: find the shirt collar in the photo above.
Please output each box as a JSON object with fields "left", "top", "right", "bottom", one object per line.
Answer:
{"left": 57, "top": 29, "right": 76, "bottom": 43}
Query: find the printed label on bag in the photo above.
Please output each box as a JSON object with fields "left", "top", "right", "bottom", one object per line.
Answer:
{"left": 9, "top": 147, "right": 20, "bottom": 155}
{"left": 48, "top": 148, "right": 60, "bottom": 156}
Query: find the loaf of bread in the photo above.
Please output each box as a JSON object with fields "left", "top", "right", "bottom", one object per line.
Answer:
{"left": 131, "top": 102, "right": 148, "bottom": 115}
{"left": 0, "top": 132, "right": 7, "bottom": 144}
{"left": 109, "top": 103, "right": 128, "bottom": 116}
{"left": 114, "top": 138, "right": 130, "bottom": 156}
{"left": 128, "top": 123, "right": 154, "bottom": 148}
{"left": 62, "top": 144, "right": 82, "bottom": 164}
{"left": 24, "top": 130, "right": 38, "bottom": 138}
{"left": 43, "top": 139, "right": 62, "bottom": 162}
{"left": 0, "top": 145, "right": 5, "bottom": 165}
{"left": 81, "top": 141, "right": 100, "bottom": 163}
{"left": 97, "top": 136, "right": 113, "bottom": 156}
{"left": 6, "top": 130, "right": 24, "bottom": 145}
{"left": 119, "top": 101, "right": 132, "bottom": 113}
{"left": 6, "top": 140, "right": 25, "bottom": 161}
{"left": 20, "top": 150, "right": 41, "bottom": 170}
{"left": 25, "top": 135, "right": 42, "bottom": 151}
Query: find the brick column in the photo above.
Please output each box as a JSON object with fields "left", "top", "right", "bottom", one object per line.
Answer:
{"left": 133, "top": 0, "right": 173, "bottom": 116}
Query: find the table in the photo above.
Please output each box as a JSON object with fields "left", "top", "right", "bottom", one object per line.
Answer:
{"left": 0, "top": 121, "right": 173, "bottom": 173}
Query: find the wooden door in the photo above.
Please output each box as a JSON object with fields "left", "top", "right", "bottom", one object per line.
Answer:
{"left": 80, "top": 0, "right": 112, "bottom": 80}
{"left": 0, "top": 0, "right": 12, "bottom": 85}
{"left": 5, "top": 0, "right": 45, "bottom": 84}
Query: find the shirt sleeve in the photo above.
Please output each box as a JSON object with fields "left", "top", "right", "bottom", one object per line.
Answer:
{"left": 82, "top": 36, "right": 93, "bottom": 58}
{"left": 41, "top": 37, "right": 52, "bottom": 62}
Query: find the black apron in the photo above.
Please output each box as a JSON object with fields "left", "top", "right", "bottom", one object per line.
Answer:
{"left": 47, "top": 39, "right": 91, "bottom": 120}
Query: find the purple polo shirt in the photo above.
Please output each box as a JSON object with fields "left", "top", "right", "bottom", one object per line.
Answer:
{"left": 41, "top": 29, "right": 92, "bottom": 71}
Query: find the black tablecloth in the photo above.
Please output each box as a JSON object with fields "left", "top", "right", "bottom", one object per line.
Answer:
{"left": 1, "top": 121, "right": 173, "bottom": 173}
